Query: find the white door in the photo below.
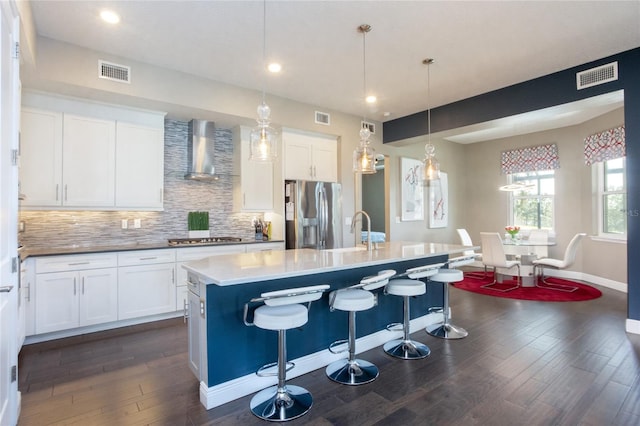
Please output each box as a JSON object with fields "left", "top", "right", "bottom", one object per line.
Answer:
{"left": 0, "top": 1, "right": 20, "bottom": 424}
{"left": 79, "top": 268, "right": 117, "bottom": 326}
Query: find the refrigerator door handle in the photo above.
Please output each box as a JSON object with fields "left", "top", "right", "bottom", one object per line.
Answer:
{"left": 318, "top": 188, "right": 328, "bottom": 249}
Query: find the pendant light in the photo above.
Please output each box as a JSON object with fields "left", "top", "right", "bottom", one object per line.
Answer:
{"left": 249, "top": 0, "right": 277, "bottom": 162}
{"left": 353, "top": 24, "right": 376, "bottom": 174}
{"left": 422, "top": 58, "right": 440, "bottom": 182}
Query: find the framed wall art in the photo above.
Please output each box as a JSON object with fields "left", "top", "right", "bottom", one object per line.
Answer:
{"left": 428, "top": 171, "right": 448, "bottom": 228}
{"left": 400, "top": 157, "right": 424, "bottom": 221}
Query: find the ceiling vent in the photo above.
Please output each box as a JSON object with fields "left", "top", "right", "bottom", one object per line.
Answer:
{"left": 98, "top": 60, "right": 131, "bottom": 83}
{"left": 362, "top": 120, "right": 375, "bottom": 135}
{"left": 315, "top": 111, "right": 330, "bottom": 125}
{"left": 576, "top": 61, "right": 617, "bottom": 90}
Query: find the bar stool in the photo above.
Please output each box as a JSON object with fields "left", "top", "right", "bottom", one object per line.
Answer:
{"left": 325, "top": 269, "right": 396, "bottom": 385}
{"left": 243, "top": 284, "right": 329, "bottom": 422}
{"left": 383, "top": 263, "right": 444, "bottom": 359}
{"left": 425, "top": 267, "right": 468, "bottom": 339}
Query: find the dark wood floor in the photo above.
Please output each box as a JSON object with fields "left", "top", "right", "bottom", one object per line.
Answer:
{"left": 18, "top": 283, "right": 640, "bottom": 426}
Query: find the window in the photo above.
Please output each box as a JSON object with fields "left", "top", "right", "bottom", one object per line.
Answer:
{"left": 597, "top": 157, "right": 626, "bottom": 238}
{"left": 508, "top": 170, "right": 555, "bottom": 230}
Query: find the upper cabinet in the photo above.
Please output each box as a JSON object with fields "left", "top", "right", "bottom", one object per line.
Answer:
{"left": 233, "top": 125, "right": 274, "bottom": 211}
{"left": 282, "top": 128, "right": 338, "bottom": 182}
{"left": 20, "top": 93, "right": 166, "bottom": 210}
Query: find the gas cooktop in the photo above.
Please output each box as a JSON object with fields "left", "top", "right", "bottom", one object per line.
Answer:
{"left": 167, "top": 237, "right": 242, "bottom": 246}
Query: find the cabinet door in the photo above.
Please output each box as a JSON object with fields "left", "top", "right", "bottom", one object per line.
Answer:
{"left": 20, "top": 108, "right": 63, "bottom": 206}
{"left": 62, "top": 114, "right": 116, "bottom": 207}
{"left": 283, "top": 138, "right": 313, "bottom": 180}
{"left": 241, "top": 137, "right": 274, "bottom": 211}
{"left": 35, "top": 271, "right": 79, "bottom": 334}
{"left": 115, "top": 122, "right": 164, "bottom": 209}
{"left": 187, "top": 289, "right": 202, "bottom": 378}
{"left": 118, "top": 264, "right": 176, "bottom": 320}
{"left": 312, "top": 140, "right": 338, "bottom": 182}
{"left": 79, "top": 268, "right": 118, "bottom": 326}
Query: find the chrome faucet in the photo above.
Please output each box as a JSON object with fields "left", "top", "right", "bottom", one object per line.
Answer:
{"left": 351, "top": 210, "right": 372, "bottom": 251}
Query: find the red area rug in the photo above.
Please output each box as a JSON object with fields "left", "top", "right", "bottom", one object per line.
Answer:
{"left": 454, "top": 272, "right": 602, "bottom": 302}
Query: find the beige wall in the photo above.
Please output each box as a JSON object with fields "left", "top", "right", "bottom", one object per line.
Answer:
{"left": 461, "top": 108, "right": 626, "bottom": 283}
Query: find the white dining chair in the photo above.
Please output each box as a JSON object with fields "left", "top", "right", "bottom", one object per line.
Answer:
{"left": 480, "top": 232, "right": 521, "bottom": 292}
{"left": 455, "top": 228, "right": 486, "bottom": 277}
{"left": 532, "top": 233, "right": 586, "bottom": 292}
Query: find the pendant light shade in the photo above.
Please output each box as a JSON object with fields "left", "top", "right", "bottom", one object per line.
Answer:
{"left": 249, "top": 0, "right": 277, "bottom": 162}
{"left": 422, "top": 58, "right": 440, "bottom": 182}
{"left": 353, "top": 24, "right": 376, "bottom": 174}
{"left": 249, "top": 101, "right": 277, "bottom": 161}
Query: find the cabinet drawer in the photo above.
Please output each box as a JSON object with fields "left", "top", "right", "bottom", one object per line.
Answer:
{"left": 35, "top": 253, "right": 118, "bottom": 273}
{"left": 118, "top": 249, "right": 176, "bottom": 266}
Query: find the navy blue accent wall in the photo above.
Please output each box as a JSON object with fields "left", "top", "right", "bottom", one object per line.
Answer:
{"left": 205, "top": 255, "right": 447, "bottom": 386}
{"left": 384, "top": 47, "right": 640, "bottom": 323}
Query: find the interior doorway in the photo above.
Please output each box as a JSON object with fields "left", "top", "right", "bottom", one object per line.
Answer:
{"left": 362, "top": 154, "right": 390, "bottom": 239}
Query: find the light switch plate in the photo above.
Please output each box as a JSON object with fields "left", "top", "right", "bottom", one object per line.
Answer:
{"left": 121, "top": 219, "right": 128, "bottom": 229}
{"left": 345, "top": 217, "right": 352, "bottom": 226}
{"left": 133, "top": 219, "right": 141, "bottom": 229}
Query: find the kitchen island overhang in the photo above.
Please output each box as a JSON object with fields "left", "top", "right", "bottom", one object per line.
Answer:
{"left": 182, "top": 241, "right": 473, "bottom": 410}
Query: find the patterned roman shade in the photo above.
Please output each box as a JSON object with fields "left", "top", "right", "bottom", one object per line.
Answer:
{"left": 501, "top": 143, "right": 560, "bottom": 175}
{"left": 584, "top": 125, "right": 625, "bottom": 165}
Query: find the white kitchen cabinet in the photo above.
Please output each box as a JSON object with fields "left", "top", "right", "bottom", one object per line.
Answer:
{"left": 20, "top": 93, "right": 166, "bottom": 210}
{"left": 115, "top": 122, "right": 164, "bottom": 209}
{"left": 34, "top": 254, "right": 118, "bottom": 334}
{"left": 233, "top": 126, "right": 274, "bottom": 211}
{"left": 283, "top": 128, "right": 338, "bottom": 182}
{"left": 19, "top": 108, "right": 63, "bottom": 206}
{"left": 62, "top": 114, "right": 116, "bottom": 207}
{"left": 117, "top": 249, "right": 177, "bottom": 320}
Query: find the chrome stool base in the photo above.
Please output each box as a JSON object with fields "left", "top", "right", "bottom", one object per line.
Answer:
{"left": 426, "top": 322, "right": 468, "bottom": 339}
{"left": 250, "top": 384, "right": 312, "bottom": 422}
{"left": 383, "top": 338, "right": 430, "bottom": 359}
{"left": 326, "top": 358, "right": 379, "bottom": 385}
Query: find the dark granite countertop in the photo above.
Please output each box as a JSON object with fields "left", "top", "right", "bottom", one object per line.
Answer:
{"left": 20, "top": 240, "right": 285, "bottom": 260}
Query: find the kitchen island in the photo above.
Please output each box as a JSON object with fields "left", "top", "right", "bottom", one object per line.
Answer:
{"left": 182, "top": 241, "right": 471, "bottom": 409}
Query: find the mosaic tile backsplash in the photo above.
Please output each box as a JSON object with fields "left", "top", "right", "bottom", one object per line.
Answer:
{"left": 19, "top": 119, "right": 262, "bottom": 249}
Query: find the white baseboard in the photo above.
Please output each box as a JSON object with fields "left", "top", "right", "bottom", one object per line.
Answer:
{"left": 199, "top": 312, "right": 443, "bottom": 410}
{"left": 541, "top": 269, "right": 627, "bottom": 293}
{"left": 626, "top": 319, "right": 640, "bottom": 335}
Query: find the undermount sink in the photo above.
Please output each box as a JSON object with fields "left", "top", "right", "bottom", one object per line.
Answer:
{"left": 324, "top": 246, "right": 368, "bottom": 253}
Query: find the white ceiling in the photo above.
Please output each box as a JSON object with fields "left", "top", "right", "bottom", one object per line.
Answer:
{"left": 26, "top": 1, "right": 640, "bottom": 142}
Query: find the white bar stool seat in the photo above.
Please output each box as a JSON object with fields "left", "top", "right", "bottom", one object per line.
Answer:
{"left": 425, "top": 268, "right": 468, "bottom": 340}
{"left": 244, "top": 284, "right": 329, "bottom": 422}
{"left": 325, "top": 269, "right": 396, "bottom": 386}
{"left": 383, "top": 263, "right": 443, "bottom": 360}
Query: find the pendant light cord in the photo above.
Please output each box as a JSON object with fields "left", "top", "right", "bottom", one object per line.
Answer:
{"left": 261, "top": 0, "right": 267, "bottom": 105}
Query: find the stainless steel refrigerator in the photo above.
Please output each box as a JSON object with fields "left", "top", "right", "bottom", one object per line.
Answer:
{"left": 285, "top": 180, "right": 343, "bottom": 250}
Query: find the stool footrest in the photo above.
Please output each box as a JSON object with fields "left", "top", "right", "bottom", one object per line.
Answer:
{"left": 428, "top": 306, "right": 443, "bottom": 314}
{"left": 328, "top": 339, "right": 349, "bottom": 354}
{"left": 256, "top": 361, "right": 295, "bottom": 377}
{"left": 385, "top": 322, "right": 403, "bottom": 332}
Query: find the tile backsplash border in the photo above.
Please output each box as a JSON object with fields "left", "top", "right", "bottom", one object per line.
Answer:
{"left": 19, "top": 119, "right": 261, "bottom": 249}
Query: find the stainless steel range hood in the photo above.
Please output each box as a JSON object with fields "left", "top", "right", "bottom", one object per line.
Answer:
{"left": 185, "top": 119, "right": 219, "bottom": 181}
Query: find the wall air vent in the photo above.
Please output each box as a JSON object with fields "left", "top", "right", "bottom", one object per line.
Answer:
{"left": 315, "top": 111, "right": 330, "bottom": 125}
{"left": 576, "top": 61, "right": 617, "bottom": 90}
{"left": 98, "top": 60, "right": 131, "bottom": 83}
{"left": 362, "top": 121, "right": 375, "bottom": 135}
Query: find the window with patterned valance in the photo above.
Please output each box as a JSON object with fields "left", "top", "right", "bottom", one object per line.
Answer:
{"left": 500, "top": 143, "right": 560, "bottom": 175}
{"left": 584, "top": 125, "right": 625, "bottom": 165}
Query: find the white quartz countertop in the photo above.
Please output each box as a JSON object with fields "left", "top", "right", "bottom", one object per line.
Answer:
{"left": 182, "top": 241, "right": 474, "bottom": 286}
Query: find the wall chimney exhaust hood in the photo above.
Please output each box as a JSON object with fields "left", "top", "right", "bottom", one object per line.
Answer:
{"left": 185, "top": 119, "right": 219, "bottom": 181}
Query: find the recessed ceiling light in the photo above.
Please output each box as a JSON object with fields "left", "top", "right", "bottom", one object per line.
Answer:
{"left": 100, "top": 10, "right": 120, "bottom": 25}
{"left": 267, "top": 63, "right": 282, "bottom": 73}
{"left": 366, "top": 95, "right": 377, "bottom": 104}
{"left": 383, "top": 112, "right": 391, "bottom": 117}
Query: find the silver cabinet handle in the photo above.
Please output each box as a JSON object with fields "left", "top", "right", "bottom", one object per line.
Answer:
{"left": 183, "top": 299, "right": 188, "bottom": 323}
{"left": 73, "top": 277, "right": 77, "bottom": 296}
{"left": 64, "top": 184, "right": 68, "bottom": 202}
{"left": 68, "top": 262, "right": 90, "bottom": 266}
{"left": 55, "top": 184, "right": 59, "bottom": 201}
{"left": 82, "top": 277, "right": 85, "bottom": 295}
{"left": 0, "top": 286, "right": 14, "bottom": 293}
{"left": 139, "top": 257, "right": 157, "bottom": 261}
{"left": 309, "top": 166, "right": 313, "bottom": 177}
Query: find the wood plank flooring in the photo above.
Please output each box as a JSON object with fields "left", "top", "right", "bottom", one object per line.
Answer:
{"left": 18, "top": 283, "right": 640, "bottom": 425}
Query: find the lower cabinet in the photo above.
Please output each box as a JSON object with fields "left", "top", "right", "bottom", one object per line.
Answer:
{"left": 35, "top": 268, "right": 118, "bottom": 334}
{"left": 118, "top": 249, "right": 176, "bottom": 320}
{"left": 187, "top": 278, "right": 204, "bottom": 380}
